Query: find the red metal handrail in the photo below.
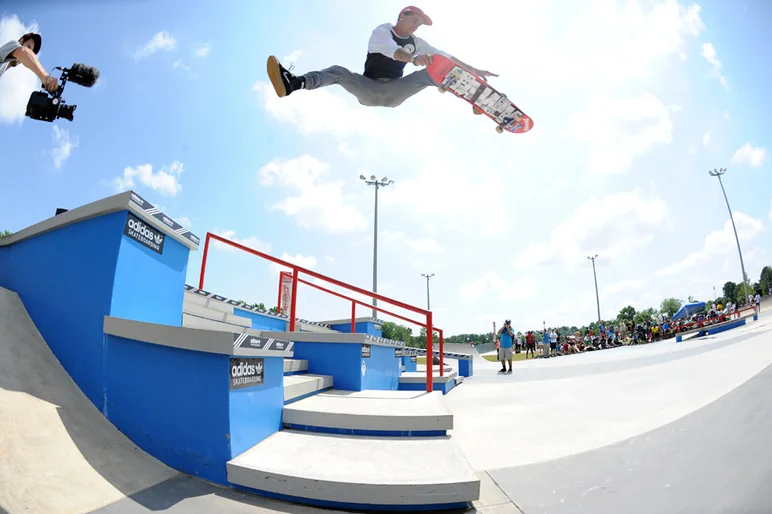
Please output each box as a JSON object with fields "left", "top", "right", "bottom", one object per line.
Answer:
{"left": 199, "top": 232, "right": 441, "bottom": 391}
{"left": 280, "top": 271, "right": 446, "bottom": 376}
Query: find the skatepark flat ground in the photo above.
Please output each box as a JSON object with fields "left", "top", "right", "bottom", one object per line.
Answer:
{"left": 3, "top": 283, "right": 772, "bottom": 514}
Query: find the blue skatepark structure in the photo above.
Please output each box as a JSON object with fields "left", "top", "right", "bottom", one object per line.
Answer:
{"left": 0, "top": 191, "right": 480, "bottom": 512}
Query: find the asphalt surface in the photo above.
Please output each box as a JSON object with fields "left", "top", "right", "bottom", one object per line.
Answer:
{"left": 489, "top": 359, "right": 772, "bottom": 514}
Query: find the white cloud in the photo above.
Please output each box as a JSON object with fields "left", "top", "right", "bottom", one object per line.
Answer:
{"left": 195, "top": 43, "right": 211, "bottom": 58}
{"left": 700, "top": 42, "right": 728, "bottom": 89}
{"left": 657, "top": 212, "right": 764, "bottom": 277}
{"left": 112, "top": 160, "right": 184, "bottom": 196}
{"left": 0, "top": 15, "right": 40, "bottom": 124}
{"left": 380, "top": 158, "right": 511, "bottom": 237}
{"left": 731, "top": 143, "right": 767, "bottom": 168}
{"left": 769, "top": 199, "right": 772, "bottom": 223}
{"left": 268, "top": 252, "right": 318, "bottom": 278}
{"left": 567, "top": 94, "right": 674, "bottom": 176}
{"left": 282, "top": 50, "right": 302, "bottom": 65}
{"left": 458, "top": 272, "right": 539, "bottom": 305}
{"left": 702, "top": 131, "right": 711, "bottom": 147}
{"left": 258, "top": 155, "right": 368, "bottom": 234}
{"left": 253, "top": 81, "right": 382, "bottom": 141}
{"left": 51, "top": 126, "right": 78, "bottom": 169}
{"left": 381, "top": 231, "right": 443, "bottom": 254}
{"left": 211, "top": 229, "right": 271, "bottom": 254}
{"left": 515, "top": 189, "right": 669, "bottom": 270}
{"left": 177, "top": 217, "right": 192, "bottom": 229}
{"left": 134, "top": 31, "right": 176, "bottom": 60}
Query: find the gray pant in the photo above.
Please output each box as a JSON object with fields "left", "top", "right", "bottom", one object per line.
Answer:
{"left": 301, "top": 65, "right": 436, "bottom": 108}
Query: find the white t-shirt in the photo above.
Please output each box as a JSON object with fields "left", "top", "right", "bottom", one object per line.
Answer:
{"left": 0, "top": 40, "right": 22, "bottom": 82}
{"left": 367, "top": 23, "right": 449, "bottom": 60}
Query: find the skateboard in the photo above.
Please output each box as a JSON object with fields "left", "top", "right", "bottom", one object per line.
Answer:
{"left": 426, "top": 54, "right": 533, "bottom": 134}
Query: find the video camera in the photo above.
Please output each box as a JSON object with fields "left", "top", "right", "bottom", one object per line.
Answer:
{"left": 25, "top": 63, "right": 100, "bottom": 122}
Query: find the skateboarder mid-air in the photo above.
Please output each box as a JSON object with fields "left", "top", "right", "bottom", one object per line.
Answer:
{"left": 266, "top": 5, "right": 497, "bottom": 113}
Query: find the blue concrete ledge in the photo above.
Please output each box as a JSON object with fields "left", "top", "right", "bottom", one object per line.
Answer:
{"left": 675, "top": 318, "right": 746, "bottom": 343}
{"left": 399, "top": 378, "right": 457, "bottom": 395}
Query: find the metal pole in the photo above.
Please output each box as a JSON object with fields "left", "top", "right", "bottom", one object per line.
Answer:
{"left": 421, "top": 273, "right": 434, "bottom": 311}
{"left": 360, "top": 175, "right": 394, "bottom": 319}
{"left": 372, "top": 183, "right": 379, "bottom": 318}
{"left": 710, "top": 168, "right": 750, "bottom": 301}
{"left": 588, "top": 254, "right": 601, "bottom": 323}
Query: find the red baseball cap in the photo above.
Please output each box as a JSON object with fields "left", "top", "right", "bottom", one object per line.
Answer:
{"left": 400, "top": 6, "right": 432, "bottom": 26}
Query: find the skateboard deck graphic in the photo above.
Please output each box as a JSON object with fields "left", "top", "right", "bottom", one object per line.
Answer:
{"left": 426, "top": 54, "right": 533, "bottom": 134}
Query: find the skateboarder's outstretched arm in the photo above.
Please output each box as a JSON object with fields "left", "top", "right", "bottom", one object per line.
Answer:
{"left": 414, "top": 37, "right": 497, "bottom": 79}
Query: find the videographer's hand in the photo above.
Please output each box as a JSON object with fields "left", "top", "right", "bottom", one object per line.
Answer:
{"left": 413, "top": 54, "right": 433, "bottom": 66}
{"left": 43, "top": 75, "right": 59, "bottom": 92}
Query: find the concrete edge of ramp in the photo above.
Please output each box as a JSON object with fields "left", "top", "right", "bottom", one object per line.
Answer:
{"left": 0, "top": 286, "right": 179, "bottom": 514}
{"left": 472, "top": 346, "right": 500, "bottom": 369}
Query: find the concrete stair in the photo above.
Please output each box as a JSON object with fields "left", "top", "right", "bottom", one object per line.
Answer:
{"left": 226, "top": 430, "right": 479, "bottom": 511}
{"left": 282, "top": 389, "right": 453, "bottom": 436}
{"left": 284, "top": 374, "right": 333, "bottom": 403}
{"left": 283, "top": 358, "right": 308, "bottom": 375}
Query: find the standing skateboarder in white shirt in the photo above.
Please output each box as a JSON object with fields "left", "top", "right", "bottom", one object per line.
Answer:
{"left": 266, "top": 5, "right": 496, "bottom": 113}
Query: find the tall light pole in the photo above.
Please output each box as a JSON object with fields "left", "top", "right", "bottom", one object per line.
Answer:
{"left": 421, "top": 273, "right": 435, "bottom": 310}
{"left": 360, "top": 174, "right": 394, "bottom": 318}
{"left": 587, "top": 254, "right": 601, "bottom": 324}
{"left": 709, "top": 168, "right": 750, "bottom": 301}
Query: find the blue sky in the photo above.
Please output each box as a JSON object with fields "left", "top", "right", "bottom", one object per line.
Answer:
{"left": 2, "top": 0, "right": 770, "bottom": 336}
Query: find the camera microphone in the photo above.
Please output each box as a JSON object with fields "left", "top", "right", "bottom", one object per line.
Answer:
{"left": 58, "top": 63, "right": 100, "bottom": 88}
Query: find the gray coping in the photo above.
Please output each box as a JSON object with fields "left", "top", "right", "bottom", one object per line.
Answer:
{"left": 317, "top": 316, "right": 381, "bottom": 325}
{"left": 399, "top": 371, "right": 458, "bottom": 384}
{"left": 413, "top": 347, "right": 473, "bottom": 360}
{"left": 255, "top": 330, "right": 407, "bottom": 349}
{"left": 0, "top": 190, "right": 199, "bottom": 251}
{"left": 103, "top": 316, "right": 295, "bottom": 357}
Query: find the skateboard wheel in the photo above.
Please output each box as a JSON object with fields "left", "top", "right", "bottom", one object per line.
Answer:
{"left": 438, "top": 87, "right": 446, "bottom": 94}
{"left": 496, "top": 126, "right": 503, "bottom": 134}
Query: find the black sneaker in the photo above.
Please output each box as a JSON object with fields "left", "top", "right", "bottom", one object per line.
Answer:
{"left": 266, "top": 55, "right": 304, "bottom": 97}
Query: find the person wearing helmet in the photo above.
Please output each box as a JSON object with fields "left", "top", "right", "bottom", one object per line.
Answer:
{"left": 0, "top": 32, "right": 58, "bottom": 92}
{"left": 266, "top": 6, "right": 496, "bottom": 111}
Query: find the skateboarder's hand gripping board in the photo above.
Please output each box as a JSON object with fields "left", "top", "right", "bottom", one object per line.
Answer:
{"left": 426, "top": 54, "right": 532, "bottom": 134}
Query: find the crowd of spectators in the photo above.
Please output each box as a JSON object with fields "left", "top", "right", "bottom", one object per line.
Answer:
{"left": 493, "top": 293, "right": 765, "bottom": 365}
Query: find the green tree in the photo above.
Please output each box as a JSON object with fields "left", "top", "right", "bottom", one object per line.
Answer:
{"left": 723, "top": 281, "right": 736, "bottom": 300}
{"left": 760, "top": 266, "right": 772, "bottom": 295}
{"left": 660, "top": 298, "right": 682, "bottom": 318}
{"left": 0, "top": 230, "right": 12, "bottom": 238}
{"left": 734, "top": 282, "right": 747, "bottom": 304}
{"left": 616, "top": 306, "right": 636, "bottom": 324}
{"left": 634, "top": 307, "right": 657, "bottom": 325}
{"left": 381, "top": 321, "right": 414, "bottom": 344}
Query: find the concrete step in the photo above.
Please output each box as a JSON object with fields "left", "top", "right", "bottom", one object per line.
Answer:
{"left": 183, "top": 291, "right": 237, "bottom": 315}
{"left": 183, "top": 301, "right": 251, "bottom": 328}
{"left": 284, "top": 374, "right": 333, "bottom": 404}
{"left": 226, "top": 430, "right": 479, "bottom": 511}
{"left": 282, "top": 389, "right": 453, "bottom": 436}
{"left": 284, "top": 358, "right": 308, "bottom": 375}
{"left": 296, "top": 321, "right": 337, "bottom": 333}
{"left": 398, "top": 370, "right": 459, "bottom": 395}
{"left": 181, "top": 313, "right": 260, "bottom": 335}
